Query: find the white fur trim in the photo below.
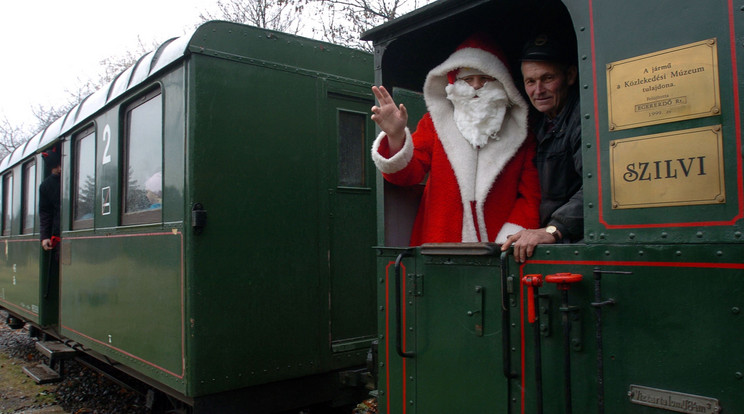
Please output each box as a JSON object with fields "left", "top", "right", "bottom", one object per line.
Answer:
{"left": 495, "top": 222, "right": 525, "bottom": 244}
{"left": 423, "top": 47, "right": 530, "bottom": 242}
{"left": 371, "top": 127, "right": 414, "bottom": 174}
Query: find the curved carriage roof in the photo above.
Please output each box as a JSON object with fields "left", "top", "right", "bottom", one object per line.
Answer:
{"left": 1, "top": 20, "right": 370, "bottom": 174}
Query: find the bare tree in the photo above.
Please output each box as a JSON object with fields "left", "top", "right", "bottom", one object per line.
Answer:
{"left": 20, "top": 38, "right": 153, "bottom": 152}
{"left": 0, "top": 116, "right": 31, "bottom": 160}
{"left": 298, "top": 0, "right": 434, "bottom": 50}
{"left": 200, "top": 0, "right": 302, "bottom": 34}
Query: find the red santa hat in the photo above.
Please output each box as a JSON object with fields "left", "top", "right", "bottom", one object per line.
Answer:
{"left": 446, "top": 33, "right": 510, "bottom": 84}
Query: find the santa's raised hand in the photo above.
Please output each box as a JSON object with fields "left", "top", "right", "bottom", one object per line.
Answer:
{"left": 371, "top": 86, "right": 408, "bottom": 155}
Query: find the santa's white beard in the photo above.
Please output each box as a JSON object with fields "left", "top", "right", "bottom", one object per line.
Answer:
{"left": 446, "top": 80, "right": 509, "bottom": 148}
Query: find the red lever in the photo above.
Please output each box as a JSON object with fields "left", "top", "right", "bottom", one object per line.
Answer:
{"left": 521, "top": 274, "right": 543, "bottom": 324}
{"left": 544, "top": 272, "right": 583, "bottom": 290}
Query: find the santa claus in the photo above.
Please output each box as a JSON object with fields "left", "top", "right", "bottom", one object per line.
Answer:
{"left": 371, "top": 33, "right": 541, "bottom": 245}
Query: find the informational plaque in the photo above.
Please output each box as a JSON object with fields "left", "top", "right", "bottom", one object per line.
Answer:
{"left": 607, "top": 39, "right": 720, "bottom": 130}
{"left": 610, "top": 125, "right": 725, "bottom": 209}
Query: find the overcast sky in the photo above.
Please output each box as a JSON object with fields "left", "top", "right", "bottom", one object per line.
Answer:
{"left": 0, "top": 0, "right": 219, "bottom": 129}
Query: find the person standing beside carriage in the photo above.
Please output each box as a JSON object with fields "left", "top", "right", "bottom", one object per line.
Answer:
{"left": 370, "top": 33, "right": 541, "bottom": 245}
{"left": 39, "top": 150, "right": 61, "bottom": 252}
{"left": 502, "top": 32, "right": 584, "bottom": 262}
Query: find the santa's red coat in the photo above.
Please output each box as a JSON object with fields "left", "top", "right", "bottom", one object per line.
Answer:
{"left": 372, "top": 37, "right": 542, "bottom": 245}
{"left": 376, "top": 113, "right": 541, "bottom": 245}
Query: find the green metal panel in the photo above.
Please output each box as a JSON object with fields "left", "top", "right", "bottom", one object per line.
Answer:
{"left": 0, "top": 239, "right": 41, "bottom": 324}
{"left": 60, "top": 231, "right": 185, "bottom": 391}
{"left": 377, "top": 246, "right": 510, "bottom": 413}
{"left": 566, "top": 0, "right": 744, "bottom": 244}
{"left": 185, "top": 47, "right": 374, "bottom": 397}
{"left": 324, "top": 81, "right": 377, "bottom": 356}
{"left": 509, "top": 243, "right": 744, "bottom": 413}
{"left": 376, "top": 248, "right": 417, "bottom": 414}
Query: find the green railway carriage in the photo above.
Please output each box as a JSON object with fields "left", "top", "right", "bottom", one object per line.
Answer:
{"left": 366, "top": 0, "right": 744, "bottom": 413}
{"left": 0, "top": 21, "right": 377, "bottom": 412}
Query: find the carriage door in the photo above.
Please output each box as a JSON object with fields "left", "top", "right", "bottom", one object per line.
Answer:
{"left": 324, "top": 82, "right": 378, "bottom": 354}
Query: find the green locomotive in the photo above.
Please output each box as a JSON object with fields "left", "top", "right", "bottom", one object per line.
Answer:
{"left": 0, "top": 21, "right": 377, "bottom": 412}
{"left": 366, "top": 0, "right": 744, "bottom": 413}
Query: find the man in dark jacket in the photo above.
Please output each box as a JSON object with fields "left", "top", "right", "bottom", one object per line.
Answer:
{"left": 39, "top": 151, "right": 61, "bottom": 251}
{"left": 502, "top": 33, "right": 583, "bottom": 262}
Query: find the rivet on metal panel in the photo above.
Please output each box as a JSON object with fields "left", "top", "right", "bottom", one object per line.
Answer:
{"left": 586, "top": 142, "right": 592, "bottom": 148}
{"left": 599, "top": 233, "right": 606, "bottom": 239}
{"left": 638, "top": 251, "right": 644, "bottom": 256}
{"left": 735, "top": 231, "right": 742, "bottom": 238}
{"left": 584, "top": 113, "right": 590, "bottom": 119}
{"left": 735, "top": 372, "right": 743, "bottom": 379}
{"left": 580, "top": 27, "right": 586, "bottom": 31}
{"left": 587, "top": 172, "right": 592, "bottom": 178}
{"left": 379, "top": 306, "right": 384, "bottom": 311}
{"left": 732, "top": 307, "right": 740, "bottom": 314}
{"left": 574, "top": 250, "right": 579, "bottom": 256}
{"left": 661, "top": 232, "right": 668, "bottom": 238}
{"left": 583, "top": 84, "right": 589, "bottom": 89}
{"left": 696, "top": 231, "right": 704, "bottom": 238}
{"left": 676, "top": 251, "right": 682, "bottom": 256}
{"left": 628, "top": 233, "right": 635, "bottom": 239}
{"left": 604, "top": 250, "right": 611, "bottom": 256}
{"left": 716, "top": 251, "right": 723, "bottom": 256}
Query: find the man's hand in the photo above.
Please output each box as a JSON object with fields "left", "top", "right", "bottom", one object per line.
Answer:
{"left": 41, "top": 238, "right": 53, "bottom": 251}
{"left": 371, "top": 86, "right": 408, "bottom": 154}
{"left": 501, "top": 228, "right": 559, "bottom": 263}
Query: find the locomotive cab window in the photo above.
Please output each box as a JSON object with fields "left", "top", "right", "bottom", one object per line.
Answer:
{"left": 338, "top": 110, "right": 366, "bottom": 187}
{"left": 22, "top": 161, "right": 36, "bottom": 234}
{"left": 73, "top": 128, "right": 95, "bottom": 229}
{"left": 122, "top": 89, "right": 162, "bottom": 225}
{"left": 2, "top": 173, "right": 12, "bottom": 236}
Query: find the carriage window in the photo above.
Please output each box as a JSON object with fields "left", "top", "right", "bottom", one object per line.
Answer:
{"left": 2, "top": 173, "right": 12, "bottom": 236}
{"left": 122, "top": 90, "right": 162, "bottom": 225}
{"left": 73, "top": 129, "right": 95, "bottom": 228}
{"left": 338, "top": 110, "right": 366, "bottom": 187}
{"left": 22, "top": 162, "right": 36, "bottom": 234}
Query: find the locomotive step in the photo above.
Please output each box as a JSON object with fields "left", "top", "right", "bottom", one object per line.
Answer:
{"left": 35, "top": 341, "right": 77, "bottom": 361}
{"left": 22, "top": 363, "right": 61, "bottom": 384}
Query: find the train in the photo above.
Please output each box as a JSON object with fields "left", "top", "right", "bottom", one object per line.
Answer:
{"left": 362, "top": 0, "right": 744, "bottom": 413}
{"left": 0, "top": 21, "right": 378, "bottom": 413}
{"left": 3, "top": 0, "right": 744, "bottom": 413}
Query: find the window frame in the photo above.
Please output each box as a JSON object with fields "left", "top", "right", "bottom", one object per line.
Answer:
{"left": 72, "top": 126, "right": 96, "bottom": 230}
{"left": 21, "top": 161, "right": 36, "bottom": 234}
{"left": 2, "top": 173, "right": 12, "bottom": 236}
{"left": 121, "top": 88, "right": 163, "bottom": 226}
{"left": 336, "top": 109, "right": 367, "bottom": 188}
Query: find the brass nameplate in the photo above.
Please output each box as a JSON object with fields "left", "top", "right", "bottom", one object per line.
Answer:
{"left": 628, "top": 385, "right": 720, "bottom": 414}
{"left": 610, "top": 125, "right": 725, "bottom": 209}
{"left": 607, "top": 39, "right": 720, "bottom": 130}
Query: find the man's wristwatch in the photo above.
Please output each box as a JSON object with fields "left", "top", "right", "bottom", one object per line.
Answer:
{"left": 545, "top": 225, "right": 561, "bottom": 242}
